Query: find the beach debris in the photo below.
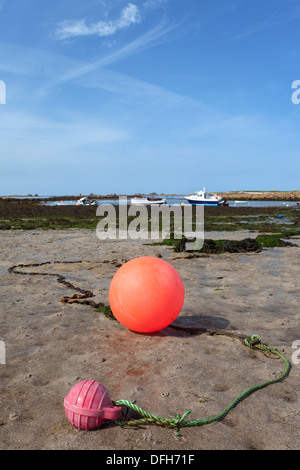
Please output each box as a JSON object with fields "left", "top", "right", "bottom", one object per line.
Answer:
{"left": 113, "top": 335, "right": 291, "bottom": 431}
{"left": 7, "top": 261, "right": 292, "bottom": 434}
{"left": 109, "top": 257, "right": 185, "bottom": 333}
{"left": 63, "top": 335, "right": 291, "bottom": 433}
{"left": 64, "top": 380, "right": 121, "bottom": 430}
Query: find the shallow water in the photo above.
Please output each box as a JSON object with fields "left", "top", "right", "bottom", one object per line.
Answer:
{"left": 40, "top": 197, "right": 300, "bottom": 208}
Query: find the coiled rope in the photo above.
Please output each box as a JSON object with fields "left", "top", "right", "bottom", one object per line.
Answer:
{"left": 114, "top": 335, "right": 291, "bottom": 431}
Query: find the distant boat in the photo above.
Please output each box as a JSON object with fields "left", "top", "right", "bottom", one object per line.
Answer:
{"left": 130, "top": 196, "right": 167, "bottom": 206}
{"left": 76, "top": 197, "right": 97, "bottom": 206}
{"left": 184, "top": 188, "right": 224, "bottom": 206}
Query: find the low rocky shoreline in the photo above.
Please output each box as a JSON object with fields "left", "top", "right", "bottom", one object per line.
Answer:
{"left": 218, "top": 190, "right": 300, "bottom": 202}
{"left": 1, "top": 190, "right": 300, "bottom": 202}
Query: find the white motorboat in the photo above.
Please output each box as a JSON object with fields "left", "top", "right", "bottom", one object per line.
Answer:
{"left": 76, "top": 197, "right": 97, "bottom": 206}
{"left": 130, "top": 196, "right": 166, "bottom": 206}
{"left": 184, "top": 188, "right": 224, "bottom": 206}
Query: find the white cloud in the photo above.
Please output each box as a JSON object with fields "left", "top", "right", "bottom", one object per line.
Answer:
{"left": 143, "top": 0, "right": 166, "bottom": 10}
{"left": 55, "top": 3, "right": 141, "bottom": 40}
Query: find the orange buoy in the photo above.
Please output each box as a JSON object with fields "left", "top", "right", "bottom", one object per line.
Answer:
{"left": 109, "top": 256, "right": 185, "bottom": 333}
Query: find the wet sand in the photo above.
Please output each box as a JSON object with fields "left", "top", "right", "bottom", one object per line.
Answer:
{"left": 0, "top": 229, "right": 299, "bottom": 450}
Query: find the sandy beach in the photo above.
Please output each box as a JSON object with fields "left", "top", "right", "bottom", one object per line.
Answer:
{"left": 0, "top": 228, "right": 299, "bottom": 450}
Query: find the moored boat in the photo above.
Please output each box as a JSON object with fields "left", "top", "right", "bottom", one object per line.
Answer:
{"left": 76, "top": 197, "right": 97, "bottom": 206}
{"left": 184, "top": 188, "right": 224, "bottom": 206}
{"left": 130, "top": 196, "right": 166, "bottom": 206}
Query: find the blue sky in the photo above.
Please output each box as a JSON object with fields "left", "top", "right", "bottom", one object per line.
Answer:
{"left": 0, "top": 0, "right": 299, "bottom": 195}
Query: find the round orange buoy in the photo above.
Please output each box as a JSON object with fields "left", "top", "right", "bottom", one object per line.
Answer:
{"left": 109, "top": 256, "right": 185, "bottom": 333}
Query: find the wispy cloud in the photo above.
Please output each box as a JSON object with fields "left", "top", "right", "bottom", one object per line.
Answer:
{"left": 230, "top": 6, "right": 300, "bottom": 41}
{"left": 42, "top": 20, "right": 181, "bottom": 95}
{"left": 0, "top": 16, "right": 185, "bottom": 101}
{"left": 55, "top": 3, "right": 141, "bottom": 40}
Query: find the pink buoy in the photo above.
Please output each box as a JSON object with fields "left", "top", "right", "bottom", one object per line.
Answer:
{"left": 64, "top": 380, "right": 121, "bottom": 430}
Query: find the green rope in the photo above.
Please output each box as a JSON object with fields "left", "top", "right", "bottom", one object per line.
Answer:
{"left": 114, "top": 335, "right": 291, "bottom": 431}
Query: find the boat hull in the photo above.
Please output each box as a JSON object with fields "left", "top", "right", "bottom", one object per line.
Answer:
{"left": 185, "top": 198, "right": 222, "bottom": 206}
{"left": 130, "top": 198, "right": 166, "bottom": 206}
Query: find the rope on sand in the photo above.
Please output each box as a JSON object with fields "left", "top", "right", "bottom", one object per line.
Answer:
{"left": 8, "top": 262, "right": 291, "bottom": 432}
{"left": 114, "top": 335, "right": 291, "bottom": 431}
{"left": 8, "top": 260, "right": 105, "bottom": 309}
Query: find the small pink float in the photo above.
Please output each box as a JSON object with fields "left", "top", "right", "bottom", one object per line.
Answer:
{"left": 64, "top": 380, "right": 121, "bottom": 430}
